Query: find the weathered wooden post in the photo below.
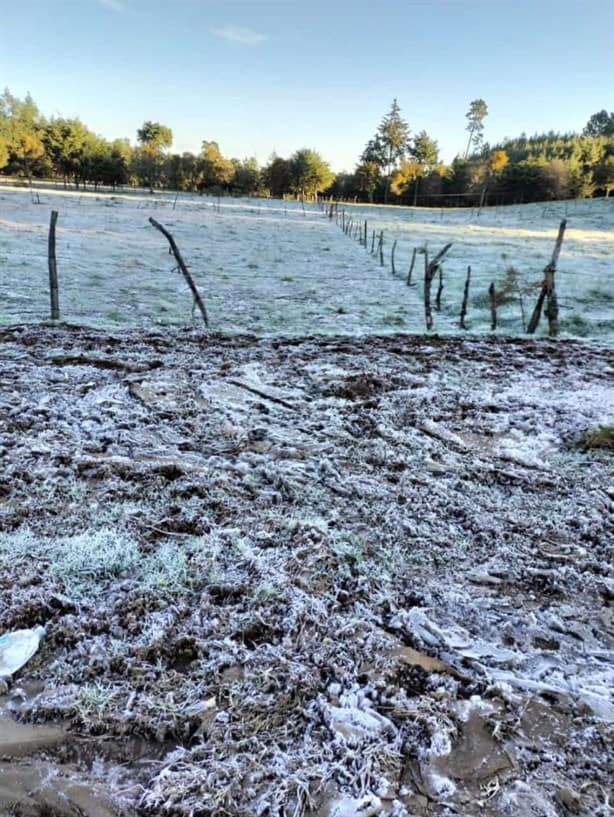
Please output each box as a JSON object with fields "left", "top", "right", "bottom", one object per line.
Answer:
{"left": 378, "top": 231, "right": 384, "bottom": 266}
{"left": 48, "top": 210, "right": 60, "bottom": 321}
{"left": 460, "top": 266, "right": 471, "bottom": 329}
{"left": 407, "top": 247, "right": 417, "bottom": 286}
{"left": 424, "top": 243, "right": 453, "bottom": 331}
{"left": 149, "top": 217, "right": 209, "bottom": 326}
{"left": 489, "top": 282, "right": 497, "bottom": 330}
{"left": 435, "top": 265, "right": 444, "bottom": 311}
{"left": 527, "top": 219, "right": 566, "bottom": 335}
{"left": 371, "top": 230, "right": 376, "bottom": 254}
{"left": 391, "top": 239, "right": 397, "bottom": 275}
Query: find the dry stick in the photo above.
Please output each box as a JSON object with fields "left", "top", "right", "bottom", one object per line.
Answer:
{"left": 391, "top": 239, "right": 397, "bottom": 275}
{"left": 527, "top": 219, "right": 567, "bottom": 334}
{"left": 48, "top": 210, "right": 60, "bottom": 321}
{"left": 228, "top": 380, "right": 297, "bottom": 411}
{"left": 342, "top": 210, "right": 346, "bottom": 232}
{"left": 517, "top": 285, "right": 527, "bottom": 332}
{"left": 435, "top": 265, "right": 444, "bottom": 311}
{"left": 407, "top": 247, "right": 417, "bottom": 286}
{"left": 149, "top": 217, "right": 209, "bottom": 327}
{"left": 172, "top": 192, "right": 179, "bottom": 210}
{"left": 363, "top": 220, "right": 368, "bottom": 248}
{"left": 378, "top": 231, "right": 384, "bottom": 266}
{"left": 424, "top": 243, "right": 453, "bottom": 331}
{"left": 489, "top": 282, "right": 497, "bottom": 330}
{"left": 371, "top": 230, "right": 376, "bottom": 254}
{"left": 460, "top": 265, "right": 471, "bottom": 329}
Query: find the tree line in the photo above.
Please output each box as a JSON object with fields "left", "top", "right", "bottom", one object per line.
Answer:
{"left": 1, "top": 87, "right": 612, "bottom": 204}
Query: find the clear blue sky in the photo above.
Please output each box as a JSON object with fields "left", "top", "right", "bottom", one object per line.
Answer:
{"left": 1, "top": 0, "right": 613, "bottom": 171}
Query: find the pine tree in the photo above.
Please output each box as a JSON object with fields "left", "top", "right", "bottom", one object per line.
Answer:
{"left": 376, "top": 99, "right": 410, "bottom": 203}
{"left": 464, "top": 99, "right": 488, "bottom": 159}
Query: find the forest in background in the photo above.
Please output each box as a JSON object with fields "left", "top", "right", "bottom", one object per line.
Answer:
{"left": 1, "top": 89, "right": 613, "bottom": 206}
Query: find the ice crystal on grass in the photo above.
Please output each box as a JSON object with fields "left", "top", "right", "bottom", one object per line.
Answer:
{"left": 52, "top": 528, "right": 140, "bottom": 585}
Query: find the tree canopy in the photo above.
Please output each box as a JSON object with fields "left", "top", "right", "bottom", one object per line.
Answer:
{"left": 0, "top": 89, "right": 612, "bottom": 205}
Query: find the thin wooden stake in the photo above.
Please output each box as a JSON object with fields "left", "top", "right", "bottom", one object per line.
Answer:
{"left": 489, "top": 282, "right": 497, "bottom": 330}
{"left": 378, "top": 231, "right": 384, "bottom": 266}
{"left": 424, "top": 248, "right": 432, "bottom": 330}
{"left": 364, "top": 220, "right": 368, "bottom": 248}
{"left": 435, "top": 265, "right": 444, "bottom": 311}
{"left": 407, "top": 247, "right": 417, "bottom": 286}
{"left": 371, "top": 230, "right": 376, "bottom": 253}
{"left": 460, "top": 266, "right": 471, "bottom": 329}
{"left": 391, "top": 239, "right": 397, "bottom": 275}
{"left": 48, "top": 210, "right": 60, "bottom": 321}
{"left": 149, "top": 217, "right": 209, "bottom": 326}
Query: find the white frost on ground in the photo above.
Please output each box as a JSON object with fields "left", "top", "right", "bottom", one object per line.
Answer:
{"left": 0, "top": 183, "right": 612, "bottom": 338}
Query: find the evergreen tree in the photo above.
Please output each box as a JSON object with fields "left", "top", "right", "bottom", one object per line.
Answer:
{"left": 355, "top": 160, "right": 381, "bottom": 202}
{"left": 583, "top": 110, "right": 614, "bottom": 137}
{"left": 464, "top": 99, "right": 488, "bottom": 158}
{"left": 376, "top": 99, "right": 410, "bottom": 203}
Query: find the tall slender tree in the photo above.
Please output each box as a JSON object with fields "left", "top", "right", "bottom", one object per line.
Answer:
{"left": 464, "top": 99, "right": 488, "bottom": 158}
{"left": 376, "top": 99, "right": 410, "bottom": 203}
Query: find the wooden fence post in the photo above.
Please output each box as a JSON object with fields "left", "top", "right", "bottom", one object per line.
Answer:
{"left": 489, "top": 282, "right": 497, "bottom": 330}
{"left": 407, "top": 248, "right": 417, "bottom": 286}
{"left": 149, "top": 217, "right": 209, "bottom": 326}
{"left": 378, "top": 231, "right": 384, "bottom": 266}
{"left": 527, "top": 219, "right": 566, "bottom": 334}
{"left": 391, "top": 239, "right": 397, "bottom": 275}
{"left": 460, "top": 266, "right": 471, "bottom": 329}
{"left": 435, "top": 266, "right": 444, "bottom": 311}
{"left": 424, "top": 243, "right": 453, "bottom": 331}
{"left": 48, "top": 210, "right": 60, "bottom": 321}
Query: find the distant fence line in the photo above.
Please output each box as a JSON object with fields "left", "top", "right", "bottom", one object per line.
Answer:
{"left": 0, "top": 188, "right": 610, "bottom": 337}
{"left": 318, "top": 197, "right": 569, "bottom": 337}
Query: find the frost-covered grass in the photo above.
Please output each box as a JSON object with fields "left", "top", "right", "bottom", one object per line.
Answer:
{"left": 0, "top": 184, "right": 612, "bottom": 339}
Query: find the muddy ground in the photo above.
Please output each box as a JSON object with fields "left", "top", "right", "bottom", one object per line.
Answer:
{"left": 0, "top": 324, "right": 612, "bottom": 817}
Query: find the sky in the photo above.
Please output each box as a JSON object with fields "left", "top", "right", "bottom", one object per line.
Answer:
{"left": 1, "top": 0, "right": 613, "bottom": 172}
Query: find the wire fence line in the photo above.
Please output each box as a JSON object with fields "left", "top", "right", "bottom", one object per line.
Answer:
{"left": 1, "top": 187, "right": 612, "bottom": 338}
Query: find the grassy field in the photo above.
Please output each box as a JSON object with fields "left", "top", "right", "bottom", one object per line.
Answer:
{"left": 1, "top": 184, "right": 612, "bottom": 338}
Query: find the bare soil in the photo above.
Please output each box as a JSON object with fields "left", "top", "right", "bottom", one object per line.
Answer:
{"left": 0, "top": 324, "right": 612, "bottom": 817}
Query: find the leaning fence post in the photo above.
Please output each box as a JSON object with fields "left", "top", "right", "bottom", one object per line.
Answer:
{"left": 48, "top": 210, "right": 60, "bottom": 321}
{"left": 391, "top": 239, "right": 397, "bottom": 275}
{"left": 149, "top": 217, "right": 209, "bottom": 326}
{"left": 527, "top": 219, "right": 566, "bottom": 335}
{"left": 424, "top": 243, "right": 453, "bottom": 331}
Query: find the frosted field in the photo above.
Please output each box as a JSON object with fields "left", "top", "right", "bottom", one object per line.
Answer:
{"left": 0, "top": 184, "right": 612, "bottom": 338}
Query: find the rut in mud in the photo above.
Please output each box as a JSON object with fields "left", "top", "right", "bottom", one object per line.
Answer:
{"left": 0, "top": 324, "right": 612, "bottom": 817}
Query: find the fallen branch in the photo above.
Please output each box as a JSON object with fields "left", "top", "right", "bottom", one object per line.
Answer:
{"left": 228, "top": 379, "right": 297, "bottom": 410}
